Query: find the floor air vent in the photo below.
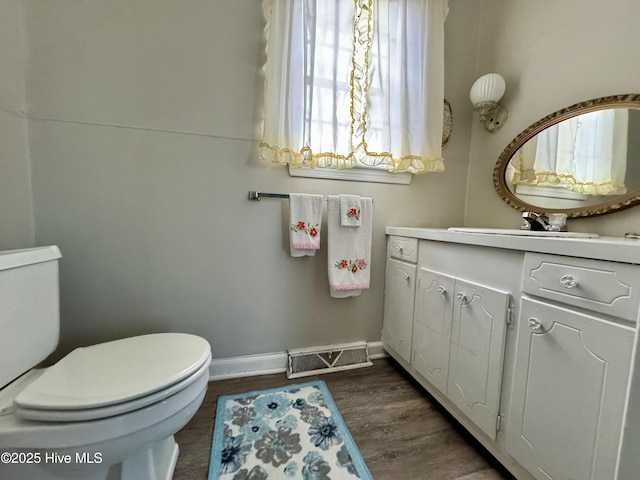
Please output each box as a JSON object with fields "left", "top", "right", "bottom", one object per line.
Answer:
{"left": 287, "top": 341, "right": 373, "bottom": 379}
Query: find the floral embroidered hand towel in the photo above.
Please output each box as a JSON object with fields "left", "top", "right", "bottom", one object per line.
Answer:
{"left": 327, "top": 195, "right": 372, "bottom": 297}
{"left": 289, "top": 193, "right": 323, "bottom": 257}
{"left": 339, "top": 194, "right": 362, "bottom": 227}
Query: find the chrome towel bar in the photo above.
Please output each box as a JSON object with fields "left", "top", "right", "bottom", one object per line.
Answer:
{"left": 248, "top": 191, "right": 289, "bottom": 201}
{"left": 248, "top": 191, "right": 372, "bottom": 202}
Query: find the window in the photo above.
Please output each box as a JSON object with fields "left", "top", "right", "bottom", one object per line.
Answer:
{"left": 259, "top": 0, "right": 449, "bottom": 181}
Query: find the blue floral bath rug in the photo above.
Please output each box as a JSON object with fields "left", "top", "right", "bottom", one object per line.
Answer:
{"left": 208, "top": 380, "right": 372, "bottom": 480}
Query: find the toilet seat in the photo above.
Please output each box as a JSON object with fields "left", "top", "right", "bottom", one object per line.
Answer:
{"left": 13, "top": 333, "right": 211, "bottom": 422}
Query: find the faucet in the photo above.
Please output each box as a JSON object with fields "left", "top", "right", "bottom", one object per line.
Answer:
{"left": 521, "top": 212, "right": 569, "bottom": 231}
{"left": 521, "top": 212, "right": 550, "bottom": 231}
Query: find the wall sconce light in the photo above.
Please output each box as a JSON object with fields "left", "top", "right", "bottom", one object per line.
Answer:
{"left": 470, "top": 73, "right": 508, "bottom": 133}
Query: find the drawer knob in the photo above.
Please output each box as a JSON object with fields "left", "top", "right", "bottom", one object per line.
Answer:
{"left": 528, "top": 317, "right": 543, "bottom": 332}
{"left": 437, "top": 286, "right": 447, "bottom": 297}
{"left": 560, "top": 274, "right": 578, "bottom": 289}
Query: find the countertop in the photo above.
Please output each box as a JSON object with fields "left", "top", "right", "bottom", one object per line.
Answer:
{"left": 386, "top": 227, "right": 640, "bottom": 265}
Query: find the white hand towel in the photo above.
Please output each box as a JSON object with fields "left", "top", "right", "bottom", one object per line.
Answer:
{"left": 289, "top": 193, "right": 323, "bottom": 257}
{"left": 339, "top": 194, "right": 362, "bottom": 227}
{"left": 327, "top": 195, "right": 372, "bottom": 297}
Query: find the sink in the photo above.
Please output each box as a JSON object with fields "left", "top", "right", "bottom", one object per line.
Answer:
{"left": 447, "top": 227, "right": 600, "bottom": 238}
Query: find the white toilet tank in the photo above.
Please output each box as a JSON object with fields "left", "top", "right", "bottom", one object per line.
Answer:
{"left": 0, "top": 246, "right": 62, "bottom": 389}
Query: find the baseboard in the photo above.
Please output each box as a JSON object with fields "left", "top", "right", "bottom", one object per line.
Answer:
{"left": 208, "top": 351, "right": 288, "bottom": 381}
{"left": 208, "top": 341, "right": 387, "bottom": 381}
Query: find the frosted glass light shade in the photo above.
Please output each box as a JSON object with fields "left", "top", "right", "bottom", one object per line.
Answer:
{"left": 470, "top": 73, "right": 506, "bottom": 105}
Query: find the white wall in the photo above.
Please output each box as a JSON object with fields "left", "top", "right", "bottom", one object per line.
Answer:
{"left": 466, "top": 0, "right": 640, "bottom": 236}
{"left": 0, "top": 0, "right": 34, "bottom": 250}
{"left": 24, "top": 0, "right": 475, "bottom": 359}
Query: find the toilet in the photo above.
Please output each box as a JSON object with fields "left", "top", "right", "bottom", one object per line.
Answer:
{"left": 0, "top": 246, "right": 212, "bottom": 480}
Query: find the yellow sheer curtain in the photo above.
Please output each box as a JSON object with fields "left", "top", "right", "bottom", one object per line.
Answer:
{"left": 259, "top": 0, "right": 449, "bottom": 174}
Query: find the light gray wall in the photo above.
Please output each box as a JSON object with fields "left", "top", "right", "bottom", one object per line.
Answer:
{"left": 15, "top": 0, "right": 640, "bottom": 360}
{"left": 24, "top": 0, "right": 476, "bottom": 359}
{"left": 466, "top": 0, "right": 640, "bottom": 235}
{"left": 0, "top": 0, "right": 34, "bottom": 250}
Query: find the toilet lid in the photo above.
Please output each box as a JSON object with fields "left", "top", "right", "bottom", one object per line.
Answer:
{"left": 14, "top": 353, "right": 210, "bottom": 422}
{"left": 14, "top": 333, "right": 211, "bottom": 411}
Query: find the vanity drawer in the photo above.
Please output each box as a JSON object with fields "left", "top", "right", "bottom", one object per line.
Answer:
{"left": 523, "top": 252, "right": 640, "bottom": 322}
{"left": 387, "top": 236, "right": 418, "bottom": 263}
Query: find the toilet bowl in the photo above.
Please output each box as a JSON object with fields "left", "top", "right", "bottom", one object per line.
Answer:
{"left": 0, "top": 247, "right": 212, "bottom": 480}
{"left": 0, "top": 333, "right": 211, "bottom": 480}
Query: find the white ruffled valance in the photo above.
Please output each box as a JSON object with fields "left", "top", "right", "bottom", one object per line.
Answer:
{"left": 259, "top": 0, "right": 449, "bottom": 174}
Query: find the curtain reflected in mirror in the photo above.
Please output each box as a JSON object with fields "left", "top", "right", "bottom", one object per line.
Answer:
{"left": 494, "top": 94, "right": 640, "bottom": 217}
{"left": 509, "top": 109, "right": 629, "bottom": 195}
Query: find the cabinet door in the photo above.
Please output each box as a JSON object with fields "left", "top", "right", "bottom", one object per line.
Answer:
{"left": 447, "top": 280, "right": 510, "bottom": 440}
{"left": 509, "top": 297, "right": 634, "bottom": 480}
{"left": 412, "top": 269, "right": 454, "bottom": 395}
{"left": 382, "top": 258, "right": 416, "bottom": 363}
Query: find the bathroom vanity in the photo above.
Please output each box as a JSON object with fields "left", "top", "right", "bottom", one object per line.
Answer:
{"left": 382, "top": 227, "right": 640, "bottom": 480}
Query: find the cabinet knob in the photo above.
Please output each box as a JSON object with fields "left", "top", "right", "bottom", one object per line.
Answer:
{"left": 402, "top": 272, "right": 410, "bottom": 281}
{"left": 560, "top": 274, "right": 578, "bottom": 289}
{"left": 528, "top": 317, "right": 543, "bottom": 332}
{"left": 437, "top": 286, "right": 447, "bottom": 297}
{"left": 456, "top": 292, "right": 467, "bottom": 303}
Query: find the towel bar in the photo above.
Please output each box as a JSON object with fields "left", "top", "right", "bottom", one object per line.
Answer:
{"left": 248, "top": 191, "right": 289, "bottom": 201}
{"left": 248, "top": 191, "right": 372, "bottom": 202}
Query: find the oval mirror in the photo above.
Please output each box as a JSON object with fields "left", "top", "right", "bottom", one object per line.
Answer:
{"left": 494, "top": 94, "right": 640, "bottom": 217}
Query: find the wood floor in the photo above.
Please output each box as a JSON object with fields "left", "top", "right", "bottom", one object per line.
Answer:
{"left": 174, "top": 358, "right": 515, "bottom": 480}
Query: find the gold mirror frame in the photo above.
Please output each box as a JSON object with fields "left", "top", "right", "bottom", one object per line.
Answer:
{"left": 493, "top": 94, "right": 640, "bottom": 217}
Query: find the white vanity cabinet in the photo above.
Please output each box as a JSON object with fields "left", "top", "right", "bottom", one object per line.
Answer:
{"left": 411, "top": 269, "right": 454, "bottom": 394}
{"left": 383, "top": 237, "right": 521, "bottom": 442}
{"left": 381, "top": 236, "right": 418, "bottom": 363}
{"left": 413, "top": 269, "right": 510, "bottom": 440}
{"left": 382, "top": 227, "right": 640, "bottom": 480}
{"left": 508, "top": 253, "right": 637, "bottom": 480}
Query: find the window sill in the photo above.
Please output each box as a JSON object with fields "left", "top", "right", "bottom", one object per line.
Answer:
{"left": 515, "top": 184, "right": 588, "bottom": 201}
{"left": 288, "top": 166, "right": 412, "bottom": 185}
